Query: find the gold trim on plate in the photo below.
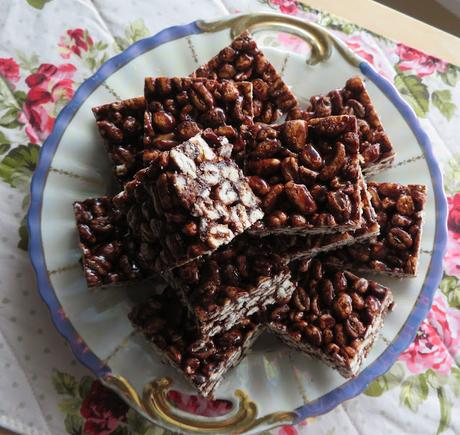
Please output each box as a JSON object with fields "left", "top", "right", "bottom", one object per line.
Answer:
{"left": 103, "top": 374, "right": 296, "bottom": 433}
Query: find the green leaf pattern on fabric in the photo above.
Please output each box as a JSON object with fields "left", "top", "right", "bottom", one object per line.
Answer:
{"left": 443, "top": 155, "right": 460, "bottom": 196}
{"left": 78, "top": 376, "right": 93, "bottom": 400}
{"left": 0, "top": 131, "right": 10, "bottom": 145}
{"left": 17, "top": 215, "right": 28, "bottom": 251}
{"left": 0, "top": 108, "right": 21, "bottom": 128}
{"left": 400, "top": 374, "right": 429, "bottom": 412}
{"left": 52, "top": 371, "right": 78, "bottom": 397}
{"left": 440, "top": 274, "right": 460, "bottom": 309}
{"left": 0, "top": 143, "right": 39, "bottom": 189}
{"left": 64, "top": 414, "right": 83, "bottom": 435}
{"left": 364, "top": 363, "right": 405, "bottom": 396}
{"left": 0, "top": 76, "right": 21, "bottom": 113}
{"left": 365, "top": 366, "right": 460, "bottom": 435}
{"left": 0, "top": 143, "right": 11, "bottom": 154}
{"left": 432, "top": 90, "right": 456, "bottom": 120}
{"left": 439, "top": 65, "right": 459, "bottom": 87}
{"left": 114, "top": 19, "right": 150, "bottom": 51}
{"left": 0, "top": 131, "right": 11, "bottom": 155}
{"left": 451, "top": 367, "right": 460, "bottom": 397}
{"left": 436, "top": 387, "right": 452, "bottom": 435}
{"left": 125, "top": 409, "right": 155, "bottom": 435}
{"left": 58, "top": 397, "right": 83, "bottom": 414}
{"left": 26, "top": 0, "right": 53, "bottom": 9}
{"left": 394, "top": 73, "right": 430, "bottom": 117}
{"left": 13, "top": 90, "right": 27, "bottom": 106}
{"left": 16, "top": 50, "right": 40, "bottom": 73}
{"left": 52, "top": 371, "right": 90, "bottom": 434}
{"left": 426, "top": 369, "right": 449, "bottom": 389}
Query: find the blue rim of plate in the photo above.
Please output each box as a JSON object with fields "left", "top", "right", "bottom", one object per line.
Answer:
{"left": 28, "top": 17, "right": 448, "bottom": 425}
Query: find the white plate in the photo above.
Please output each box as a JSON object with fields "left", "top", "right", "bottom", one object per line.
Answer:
{"left": 28, "top": 13, "right": 447, "bottom": 434}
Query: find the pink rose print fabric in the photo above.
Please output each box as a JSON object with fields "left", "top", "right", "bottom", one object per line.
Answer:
{"left": 269, "top": 0, "right": 298, "bottom": 15}
{"left": 0, "top": 57, "right": 20, "bottom": 86}
{"left": 445, "top": 238, "right": 460, "bottom": 280}
{"left": 428, "top": 294, "right": 460, "bottom": 357}
{"left": 345, "top": 35, "right": 374, "bottom": 64}
{"left": 399, "top": 320, "right": 454, "bottom": 375}
{"left": 80, "top": 381, "right": 128, "bottom": 435}
{"left": 445, "top": 194, "right": 460, "bottom": 279}
{"left": 19, "top": 63, "right": 76, "bottom": 144}
{"left": 448, "top": 194, "right": 460, "bottom": 240}
{"left": 59, "top": 28, "right": 94, "bottom": 59}
{"left": 396, "top": 43, "right": 448, "bottom": 77}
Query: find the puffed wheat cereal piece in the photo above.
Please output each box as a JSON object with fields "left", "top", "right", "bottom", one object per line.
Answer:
{"left": 267, "top": 258, "right": 394, "bottom": 377}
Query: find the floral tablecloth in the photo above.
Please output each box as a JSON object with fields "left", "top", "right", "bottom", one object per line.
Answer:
{"left": 0, "top": 0, "right": 459, "bottom": 434}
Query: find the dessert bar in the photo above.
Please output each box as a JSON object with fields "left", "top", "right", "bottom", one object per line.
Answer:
{"left": 245, "top": 117, "right": 363, "bottom": 236}
{"left": 267, "top": 258, "right": 394, "bottom": 377}
{"left": 114, "top": 133, "right": 263, "bottom": 269}
{"left": 288, "top": 77, "right": 395, "bottom": 175}
{"left": 143, "top": 77, "right": 253, "bottom": 165}
{"left": 73, "top": 197, "right": 149, "bottom": 287}
{"left": 325, "top": 182, "right": 427, "bottom": 277}
{"left": 167, "top": 235, "right": 295, "bottom": 337}
{"left": 129, "top": 289, "right": 263, "bottom": 397}
{"left": 92, "top": 97, "right": 145, "bottom": 187}
{"left": 193, "top": 30, "right": 298, "bottom": 123}
{"left": 263, "top": 178, "right": 380, "bottom": 262}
